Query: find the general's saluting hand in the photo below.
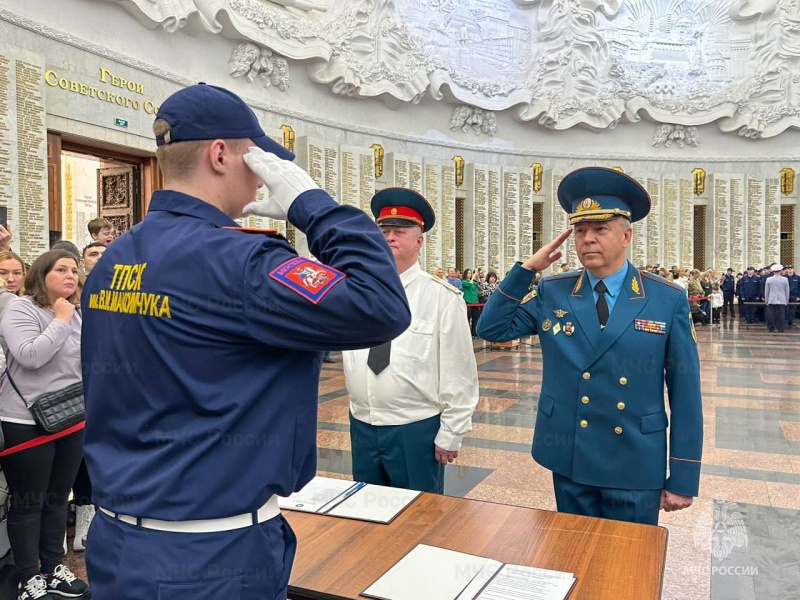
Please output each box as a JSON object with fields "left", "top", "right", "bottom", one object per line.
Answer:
{"left": 521, "top": 229, "right": 572, "bottom": 272}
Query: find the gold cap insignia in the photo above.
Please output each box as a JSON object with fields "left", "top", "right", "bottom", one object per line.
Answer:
{"left": 390, "top": 208, "right": 398, "bottom": 215}
{"left": 577, "top": 198, "right": 600, "bottom": 212}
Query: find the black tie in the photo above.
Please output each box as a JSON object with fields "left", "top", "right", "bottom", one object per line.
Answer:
{"left": 367, "top": 341, "right": 391, "bottom": 375}
{"left": 595, "top": 280, "right": 609, "bottom": 329}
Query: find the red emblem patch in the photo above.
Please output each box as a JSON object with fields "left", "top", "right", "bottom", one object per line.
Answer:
{"left": 270, "top": 257, "right": 345, "bottom": 304}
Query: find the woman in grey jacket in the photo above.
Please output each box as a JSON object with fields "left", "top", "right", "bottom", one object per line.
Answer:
{"left": 0, "top": 250, "right": 89, "bottom": 600}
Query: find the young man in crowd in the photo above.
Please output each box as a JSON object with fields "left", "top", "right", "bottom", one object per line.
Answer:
{"left": 81, "top": 242, "right": 106, "bottom": 275}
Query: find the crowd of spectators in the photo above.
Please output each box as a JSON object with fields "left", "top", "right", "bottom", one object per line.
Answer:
{"left": 0, "top": 216, "right": 116, "bottom": 600}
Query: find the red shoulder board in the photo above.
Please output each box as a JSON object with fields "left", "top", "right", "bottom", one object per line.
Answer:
{"left": 269, "top": 257, "right": 346, "bottom": 304}
{"left": 222, "top": 226, "right": 279, "bottom": 235}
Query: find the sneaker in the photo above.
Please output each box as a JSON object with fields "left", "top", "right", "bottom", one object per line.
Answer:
{"left": 73, "top": 505, "right": 95, "bottom": 552}
{"left": 44, "top": 566, "right": 89, "bottom": 599}
{"left": 18, "top": 575, "right": 54, "bottom": 600}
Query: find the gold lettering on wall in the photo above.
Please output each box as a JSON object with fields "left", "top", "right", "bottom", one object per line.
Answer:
{"left": 43, "top": 68, "right": 159, "bottom": 115}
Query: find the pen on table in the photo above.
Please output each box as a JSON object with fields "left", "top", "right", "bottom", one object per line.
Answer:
{"left": 342, "top": 481, "right": 367, "bottom": 499}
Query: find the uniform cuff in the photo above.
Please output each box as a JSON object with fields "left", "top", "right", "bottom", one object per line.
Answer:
{"left": 286, "top": 189, "right": 339, "bottom": 232}
{"left": 434, "top": 429, "right": 463, "bottom": 452}
{"left": 665, "top": 457, "right": 701, "bottom": 497}
{"left": 498, "top": 263, "right": 537, "bottom": 301}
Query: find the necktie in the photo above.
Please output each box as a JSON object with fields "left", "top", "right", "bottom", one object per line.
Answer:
{"left": 367, "top": 341, "right": 391, "bottom": 375}
{"left": 595, "top": 280, "right": 609, "bottom": 329}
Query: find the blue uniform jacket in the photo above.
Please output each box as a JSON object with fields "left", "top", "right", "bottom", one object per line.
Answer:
{"left": 477, "top": 262, "right": 703, "bottom": 497}
{"left": 721, "top": 274, "right": 734, "bottom": 293}
{"left": 740, "top": 275, "right": 760, "bottom": 300}
{"left": 82, "top": 189, "right": 411, "bottom": 520}
{"left": 786, "top": 274, "right": 800, "bottom": 299}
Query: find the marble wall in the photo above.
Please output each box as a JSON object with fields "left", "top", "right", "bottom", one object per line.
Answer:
{"left": 0, "top": 0, "right": 798, "bottom": 270}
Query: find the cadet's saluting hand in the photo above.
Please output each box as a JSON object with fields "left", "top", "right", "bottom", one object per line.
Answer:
{"left": 242, "top": 147, "right": 319, "bottom": 221}
{"left": 521, "top": 229, "right": 572, "bottom": 272}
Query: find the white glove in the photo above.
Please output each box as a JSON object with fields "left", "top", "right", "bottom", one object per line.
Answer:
{"left": 242, "top": 147, "right": 319, "bottom": 220}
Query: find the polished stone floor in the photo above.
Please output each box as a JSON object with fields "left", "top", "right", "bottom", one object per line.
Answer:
{"left": 311, "top": 319, "right": 800, "bottom": 600}
{"left": 60, "top": 317, "right": 800, "bottom": 599}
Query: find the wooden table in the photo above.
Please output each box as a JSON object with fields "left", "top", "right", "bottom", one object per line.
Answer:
{"left": 285, "top": 493, "right": 668, "bottom": 600}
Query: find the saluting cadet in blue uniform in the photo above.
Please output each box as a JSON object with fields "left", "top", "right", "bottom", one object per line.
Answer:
{"left": 477, "top": 167, "right": 703, "bottom": 525}
{"left": 81, "top": 84, "right": 411, "bottom": 600}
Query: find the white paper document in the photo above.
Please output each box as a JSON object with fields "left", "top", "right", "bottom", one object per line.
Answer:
{"left": 458, "top": 563, "right": 576, "bottom": 600}
{"left": 365, "top": 544, "right": 576, "bottom": 600}
{"left": 277, "top": 477, "right": 355, "bottom": 513}
{"left": 363, "top": 544, "right": 497, "bottom": 600}
{"left": 278, "top": 477, "right": 421, "bottom": 523}
{"left": 325, "top": 483, "right": 421, "bottom": 523}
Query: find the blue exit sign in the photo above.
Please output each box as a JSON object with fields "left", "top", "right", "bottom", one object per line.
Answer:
{"left": 114, "top": 118, "right": 128, "bottom": 128}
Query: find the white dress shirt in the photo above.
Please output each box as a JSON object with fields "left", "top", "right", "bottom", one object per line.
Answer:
{"left": 343, "top": 262, "right": 479, "bottom": 451}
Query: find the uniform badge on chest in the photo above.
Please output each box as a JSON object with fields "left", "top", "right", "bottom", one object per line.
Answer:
{"left": 564, "top": 322, "right": 574, "bottom": 336}
{"left": 541, "top": 319, "right": 552, "bottom": 332}
{"left": 634, "top": 318, "right": 666, "bottom": 334}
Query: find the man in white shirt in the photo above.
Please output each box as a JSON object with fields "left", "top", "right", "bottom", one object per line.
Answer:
{"left": 765, "top": 263, "right": 790, "bottom": 333}
{"left": 343, "top": 188, "right": 479, "bottom": 493}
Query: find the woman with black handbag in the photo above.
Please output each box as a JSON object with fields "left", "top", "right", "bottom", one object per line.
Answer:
{"left": 0, "top": 250, "right": 89, "bottom": 600}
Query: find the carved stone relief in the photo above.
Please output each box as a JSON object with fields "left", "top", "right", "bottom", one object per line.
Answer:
{"left": 449, "top": 105, "right": 497, "bottom": 136}
{"left": 100, "top": 0, "right": 800, "bottom": 138}
{"left": 229, "top": 42, "right": 290, "bottom": 91}
{"left": 652, "top": 124, "right": 700, "bottom": 149}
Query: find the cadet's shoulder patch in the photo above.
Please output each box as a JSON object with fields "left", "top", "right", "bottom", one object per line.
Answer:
{"left": 270, "top": 257, "right": 345, "bottom": 304}
{"left": 431, "top": 276, "right": 461, "bottom": 295}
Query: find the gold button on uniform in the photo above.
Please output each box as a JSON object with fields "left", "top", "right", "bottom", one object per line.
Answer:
{"left": 583, "top": 372, "right": 590, "bottom": 380}
{"left": 581, "top": 396, "right": 590, "bottom": 404}
{"left": 619, "top": 377, "right": 627, "bottom": 385}
{"left": 614, "top": 426, "right": 623, "bottom": 435}
{"left": 617, "top": 402, "right": 625, "bottom": 410}
{"left": 580, "top": 420, "right": 588, "bottom": 428}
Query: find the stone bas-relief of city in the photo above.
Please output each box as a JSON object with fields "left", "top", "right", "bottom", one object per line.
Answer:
{"left": 109, "top": 0, "right": 800, "bottom": 137}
